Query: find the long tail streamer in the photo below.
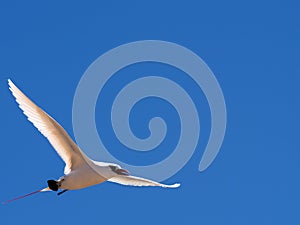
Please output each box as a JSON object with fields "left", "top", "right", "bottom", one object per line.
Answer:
{"left": 2, "top": 187, "right": 49, "bottom": 204}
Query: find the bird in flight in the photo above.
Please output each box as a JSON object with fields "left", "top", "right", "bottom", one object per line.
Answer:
{"left": 3, "top": 80, "right": 180, "bottom": 204}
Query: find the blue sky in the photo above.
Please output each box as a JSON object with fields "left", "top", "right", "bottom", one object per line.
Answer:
{"left": 1, "top": 1, "right": 299, "bottom": 224}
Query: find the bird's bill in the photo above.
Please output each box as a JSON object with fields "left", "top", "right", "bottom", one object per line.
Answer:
{"left": 116, "top": 168, "right": 130, "bottom": 176}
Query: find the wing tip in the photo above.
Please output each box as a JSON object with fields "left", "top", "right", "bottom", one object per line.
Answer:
{"left": 7, "top": 79, "right": 16, "bottom": 92}
{"left": 8, "top": 78, "right": 13, "bottom": 86}
{"left": 164, "top": 183, "right": 181, "bottom": 188}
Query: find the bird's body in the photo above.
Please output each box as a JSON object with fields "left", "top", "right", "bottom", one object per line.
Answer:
{"left": 58, "top": 163, "right": 107, "bottom": 190}
{"left": 3, "top": 79, "right": 180, "bottom": 203}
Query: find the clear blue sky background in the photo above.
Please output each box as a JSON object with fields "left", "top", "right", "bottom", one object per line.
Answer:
{"left": 1, "top": 1, "right": 299, "bottom": 224}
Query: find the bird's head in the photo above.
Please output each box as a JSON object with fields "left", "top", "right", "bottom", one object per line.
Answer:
{"left": 109, "top": 165, "right": 130, "bottom": 176}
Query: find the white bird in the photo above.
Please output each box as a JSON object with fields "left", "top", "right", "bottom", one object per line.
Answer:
{"left": 3, "top": 79, "right": 180, "bottom": 204}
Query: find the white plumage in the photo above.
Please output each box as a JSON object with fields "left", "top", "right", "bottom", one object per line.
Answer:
{"left": 4, "top": 79, "right": 180, "bottom": 203}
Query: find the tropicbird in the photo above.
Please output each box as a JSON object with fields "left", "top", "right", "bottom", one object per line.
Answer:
{"left": 3, "top": 80, "right": 180, "bottom": 204}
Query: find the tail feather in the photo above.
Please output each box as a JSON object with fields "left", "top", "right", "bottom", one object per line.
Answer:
{"left": 2, "top": 187, "right": 50, "bottom": 204}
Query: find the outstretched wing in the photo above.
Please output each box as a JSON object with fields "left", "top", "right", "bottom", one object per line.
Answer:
{"left": 8, "top": 79, "right": 90, "bottom": 174}
{"left": 108, "top": 175, "right": 180, "bottom": 188}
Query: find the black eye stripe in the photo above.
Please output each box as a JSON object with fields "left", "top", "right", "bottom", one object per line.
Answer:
{"left": 109, "top": 165, "right": 116, "bottom": 171}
